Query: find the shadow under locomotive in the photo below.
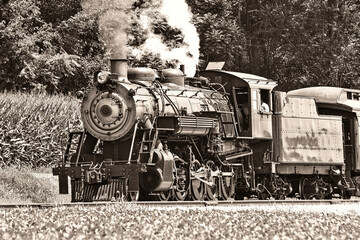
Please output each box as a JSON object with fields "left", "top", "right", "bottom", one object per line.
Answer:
{"left": 53, "top": 59, "right": 360, "bottom": 202}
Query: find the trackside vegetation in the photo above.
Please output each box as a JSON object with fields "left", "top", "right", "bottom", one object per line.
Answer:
{"left": 1, "top": 204, "right": 360, "bottom": 239}
{"left": 0, "top": 166, "right": 58, "bottom": 203}
{"left": 0, "top": 91, "right": 81, "bottom": 167}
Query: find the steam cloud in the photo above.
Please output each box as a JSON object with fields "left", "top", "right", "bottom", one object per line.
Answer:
{"left": 82, "top": 0, "right": 134, "bottom": 59}
{"left": 82, "top": 0, "right": 200, "bottom": 77}
{"left": 132, "top": 0, "right": 200, "bottom": 77}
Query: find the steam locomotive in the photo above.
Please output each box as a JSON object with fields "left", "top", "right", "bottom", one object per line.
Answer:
{"left": 53, "top": 59, "right": 360, "bottom": 201}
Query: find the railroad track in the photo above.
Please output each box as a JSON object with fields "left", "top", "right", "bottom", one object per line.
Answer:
{"left": 1, "top": 199, "right": 360, "bottom": 208}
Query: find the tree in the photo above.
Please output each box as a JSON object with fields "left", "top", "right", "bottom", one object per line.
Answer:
{"left": 238, "top": 0, "right": 360, "bottom": 90}
{"left": 0, "top": 0, "right": 60, "bottom": 90}
{"left": 0, "top": 0, "right": 104, "bottom": 92}
{"left": 2, "top": 0, "right": 360, "bottom": 92}
{"left": 38, "top": 0, "right": 82, "bottom": 26}
{"left": 186, "top": 0, "right": 246, "bottom": 70}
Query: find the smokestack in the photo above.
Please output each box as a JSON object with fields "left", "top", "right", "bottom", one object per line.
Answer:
{"left": 180, "top": 64, "right": 185, "bottom": 75}
{"left": 110, "top": 59, "right": 128, "bottom": 79}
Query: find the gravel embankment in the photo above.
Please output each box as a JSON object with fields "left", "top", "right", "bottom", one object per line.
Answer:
{"left": 1, "top": 203, "right": 360, "bottom": 239}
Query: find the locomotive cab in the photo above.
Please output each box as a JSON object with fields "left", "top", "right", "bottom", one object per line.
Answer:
{"left": 200, "top": 70, "right": 277, "bottom": 139}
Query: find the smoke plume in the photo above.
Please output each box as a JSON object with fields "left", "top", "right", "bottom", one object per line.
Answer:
{"left": 82, "top": 0, "right": 200, "bottom": 76}
{"left": 132, "top": 0, "right": 200, "bottom": 77}
{"left": 82, "top": 0, "right": 134, "bottom": 59}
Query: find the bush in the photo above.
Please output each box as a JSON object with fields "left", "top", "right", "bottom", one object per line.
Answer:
{"left": 0, "top": 0, "right": 103, "bottom": 93}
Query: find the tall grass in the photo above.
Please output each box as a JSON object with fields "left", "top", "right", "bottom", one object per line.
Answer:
{"left": 0, "top": 91, "right": 81, "bottom": 167}
{"left": 0, "top": 166, "right": 58, "bottom": 203}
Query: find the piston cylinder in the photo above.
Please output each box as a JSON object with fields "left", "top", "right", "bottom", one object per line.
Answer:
{"left": 140, "top": 149, "right": 174, "bottom": 192}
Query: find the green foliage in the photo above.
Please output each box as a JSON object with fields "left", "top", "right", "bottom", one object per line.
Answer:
{"left": 238, "top": 0, "right": 360, "bottom": 90}
{"left": 0, "top": 0, "right": 103, "bottom": 93}
{"left": 38, "top": 0, "right": 82, "bottom": 26}
{"left": 186, "top": 0, "right": 360, "bottom": 90}
{"left": 0, "top": 0, "right": 51, "bottom": 89}
{"left": 2, "top": 0, "right": 360, "bottom": 91}
{"left": 55, "top": 12, "right": 107, "bottom": 91}
{"left": 0, "top": 204, "right": 360, "bottom": 238}
{"left": 187, "top": 0, "right": 245, "bottom": 70}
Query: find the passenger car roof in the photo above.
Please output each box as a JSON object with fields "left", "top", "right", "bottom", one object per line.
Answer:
{"left": 288, "top": 86, "right": 360, "bottom": 112}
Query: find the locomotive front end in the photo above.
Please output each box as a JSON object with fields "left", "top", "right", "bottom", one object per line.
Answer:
{"left": 53, "top": 59, "right": 158, "bottom": 201}
{"left": 82, "top": 59, "right": 154, "bottom": 141}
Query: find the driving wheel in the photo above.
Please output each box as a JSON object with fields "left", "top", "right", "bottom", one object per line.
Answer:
{"left": 220, "top": 165, "right": 235, "bottom": 200}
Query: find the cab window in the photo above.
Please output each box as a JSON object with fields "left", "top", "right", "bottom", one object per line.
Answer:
{"left": 260, "top": 89, "right": 270, "bottom": 113}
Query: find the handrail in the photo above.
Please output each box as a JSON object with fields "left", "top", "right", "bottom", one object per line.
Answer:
{"left": 128, "top": 118, "right": 140, "bottom": 164}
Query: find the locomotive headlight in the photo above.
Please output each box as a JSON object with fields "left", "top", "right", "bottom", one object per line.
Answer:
{"left": 96, "top": 71, "right": 109, "bottom": 85}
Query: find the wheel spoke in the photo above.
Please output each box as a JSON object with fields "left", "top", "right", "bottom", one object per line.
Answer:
{"left": 191, "top": 179, "right": 204, "bottom": 201}
{"left": 174, "top": 190, "right": 188, "bottom": 201}
{"left": 190, "top": 159, "right": 204, "bottom": 201}
{"left": 174, "top": 159, "right": 190, "bottom": 201}
{"left": 205, "top": 160, "right": 218, "bottom": 201}
{"left": 220, "top": 166, "right": 234, "bottom": 200}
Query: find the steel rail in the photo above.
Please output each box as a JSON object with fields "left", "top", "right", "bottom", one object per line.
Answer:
{"left": 1, "top": 199, "right": 360, "bottom": 209}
